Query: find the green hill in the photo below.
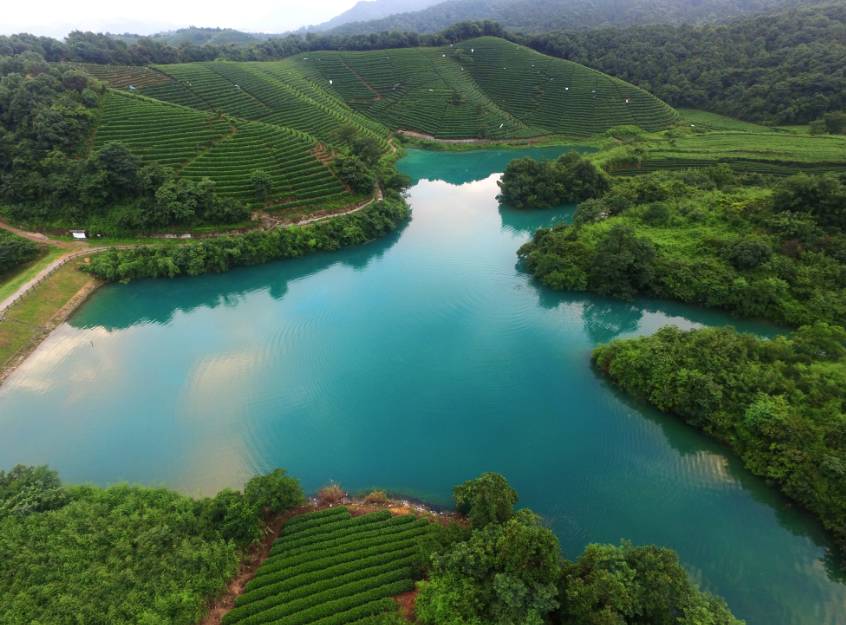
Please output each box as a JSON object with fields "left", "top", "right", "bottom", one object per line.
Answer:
{"left": 85, "top": 38, "right": 678, "bottom": 142}
{"left": 94, "top": 91, "right": 350, "bottom": 209}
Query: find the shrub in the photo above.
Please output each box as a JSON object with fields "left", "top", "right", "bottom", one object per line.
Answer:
{"left": 364, "top": 490, "right": 389, "bottom": 505}
{"left": 243, "top": 468, "right": 304, "bottom": 517}
{"left": 317, "top": 483, "right": 346, "bottom": 506}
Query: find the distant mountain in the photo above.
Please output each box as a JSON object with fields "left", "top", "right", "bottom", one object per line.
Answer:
{"left": 306, "top": 0, "right": 444, "bottom": 32}
{"left": 113, "top": 27, "right": 266, "bottom": 46}
{"left": 325, "top": 0, "right": 804, "bottom": 34}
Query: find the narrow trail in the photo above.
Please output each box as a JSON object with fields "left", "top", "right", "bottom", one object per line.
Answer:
{"left": 0, "top": 219, "right": 76, "bottom": 248}
{"left": 0, "top": 247, "right": 112, "bottom": 319}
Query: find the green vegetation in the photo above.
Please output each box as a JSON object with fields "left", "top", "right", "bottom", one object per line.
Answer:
{"left": 497, "top": 153, "right": 610, "bottom": 209}
{"left": 524, "top": 3, "right": 846, "bottom": 124}
{"left": 416, "top": 473, "right": 741, "bottom": 625}
{"left": 83, "top": 197, "right": 410, "bottom": 282}
{"left": 593, "top": 324, "right": 846, "bottom": 555}
{"left": 0, "top": 231, "right": 39, "bottom": 276}
{"left": 519, "top": 169, "right": 846, "bottom": 326}
{"left": 0, "top": 464, "right": 743, "bottom": 625}
{"left": 296, "top": 37, "right": 677, "bottom": 139}
{"left": 0, "top": 258, "right": 93, "bottom": 368}
{"left": 225, "top": 507, "right": 432, "bottom": 625}
{"left": 0, "top": 465, "right": 304, "bottom": 625}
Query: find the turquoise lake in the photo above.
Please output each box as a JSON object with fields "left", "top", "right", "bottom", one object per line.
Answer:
{"left": 1, "top": 147, "right": 844, "bottom": 624}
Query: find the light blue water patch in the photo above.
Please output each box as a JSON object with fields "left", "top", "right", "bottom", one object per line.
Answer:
{"left": 0, "top": 148, "right": 843, "bottom": 625}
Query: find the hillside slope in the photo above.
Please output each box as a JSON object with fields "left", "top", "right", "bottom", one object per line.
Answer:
{"left": 294, "top": 37, "right": 678, "bottom": 138}
{"left": 326, "top": 0, "right": 802, "bottom": 35}
{"left": 85, "top": 38, "right": 678, "bottom": 140}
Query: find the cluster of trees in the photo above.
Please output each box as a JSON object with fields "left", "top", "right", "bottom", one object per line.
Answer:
{"left": 416, "top": 472, "right": 741, "bottom": 624}
{"left": 0, "top": 22, "right": 507, "bottom": 65}
{"left": 594, "top": 323, "right": 846, "bottom": 555}
{"left": 0, "top": 56, "right": 247, "bottom": 232}
{"left": 497, "top": 153, "right": 610, "bottom": 209}
{"left": 334, "top": 132, "right": 386, "bottom": 194}
{"left": 519, "top": 167, "right": 846, "bottom": 326}
{"left": 520, "top": 3, "right": 846, "bottom": 123}
{"left": 0, "top": 231, "right": 39, "bottom": 275}
{"left": 0, "top": 465, "right": 304, "bottom": 625}
{"left": 325, "top": 0, "right": 800, "bottom": 36}
{"left": 83, "top": 197, "right": 410, "bottom": 282}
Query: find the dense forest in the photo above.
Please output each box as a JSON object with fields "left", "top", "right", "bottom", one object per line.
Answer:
{"left": 594, "top": 325, "right": 846, "bottom": 555}
{"left": 0, "top": 465, "right": 304, "bottom": 624}
{"left": 3, "top": 4, "right": 843, "bottom": 124}
{"left": 514, "top": 158, "right": 846, "bottom": 555}
{"left": 0, "top": 467, "right": 742, "bottom": 624}
{"left": 518, "top": 167, "right": 846, "bottom": 326}
{"left": 325, "top": 0, "right": 802, "bottom": 36}
{"left": 0, "top": 56, "right": 248, "bottom": 230}
{"left": 520, "top": 3, "right": 846, "bottom": 124}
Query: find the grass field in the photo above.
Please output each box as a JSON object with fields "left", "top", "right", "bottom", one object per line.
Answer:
{"left": 0, "top": 245, "right": 64, "bottom": 304}
{"left": 0, "top": 259, "right": 94, "bottom": 370}
{"left": 597, "top": 111, "right": 846, "bottom": 175}
{"left": 223, "top": 507, "right": 431, "bottom": 625}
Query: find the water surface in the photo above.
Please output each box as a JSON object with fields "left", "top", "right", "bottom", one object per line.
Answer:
{"left": 1, "top": 147, "right": 844, "bottom": 625}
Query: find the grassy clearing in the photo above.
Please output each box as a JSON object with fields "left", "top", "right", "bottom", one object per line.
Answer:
{"left": 0, "top": 245, "right": 64, "bottom": 303}
{"left": 223, "top": 506, "right": 430, "bottom": 625}
{"left": 0, "top": 259, "right": 94, "bottom": 369}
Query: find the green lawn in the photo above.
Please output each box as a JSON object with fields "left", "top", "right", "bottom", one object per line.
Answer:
{"left": 0, "top": 259, "right": 94, "bottom": 368}
{"left": 0, "top": 245, "right": 65, "bottom": 303}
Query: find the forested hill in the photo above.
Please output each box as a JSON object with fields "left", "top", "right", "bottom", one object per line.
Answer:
{"left": 305, "top": 0, "right": 444, "bottom": 33}
{"left": 519, "top": 2, "right": 846, "bottom": 124}
{"left": 325, "top": 0, "right": 804, "bottom": 35}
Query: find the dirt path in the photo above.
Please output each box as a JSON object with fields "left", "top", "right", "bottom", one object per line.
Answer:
{"left": 0, "top": 218, "right": 76, "bottom": 248}
{"left": 0, "top": 247, "right": 112, "bottom": 319}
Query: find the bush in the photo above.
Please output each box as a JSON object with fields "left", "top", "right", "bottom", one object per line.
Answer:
{"left": 453, "top": 472, "right": 517, "bottom": 528}
{"left": 364, "top": 490, "right": 389, "bottom": 505}
{"left": 0, "top": 232, "right": 39, "bottom": 275}
{"left": 317, "top": 483, "right": 346, "bottom": 506}
{"left": 244, "top": 468, "right": 304, "bottom": 517}
{"left": 726, "top": 237, "right": 772, "bottom": 270}
{"left": 497, "top": 153, "right": 610, "bottom": 209}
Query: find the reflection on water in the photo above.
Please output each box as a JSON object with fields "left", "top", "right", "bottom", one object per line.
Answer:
{"left": 0, "top": 149, "right": 844, "bottom": 625}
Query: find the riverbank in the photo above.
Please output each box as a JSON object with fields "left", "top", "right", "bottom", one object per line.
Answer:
{"left": 0, "top": 258, "right": 102, "bottom": 387}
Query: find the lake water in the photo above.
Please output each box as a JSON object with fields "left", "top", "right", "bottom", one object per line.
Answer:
{"left": 1, "top": 147, "right": 844, "bottom": 625}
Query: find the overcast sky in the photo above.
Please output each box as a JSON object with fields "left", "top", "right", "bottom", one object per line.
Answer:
{"left": 3, "top": 0, "right": 361, "bottom": 38}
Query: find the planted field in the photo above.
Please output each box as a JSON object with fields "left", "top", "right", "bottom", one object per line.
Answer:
{"left": 608, "top": 129, "right": 846, "bottom": 175}
{"left": 95, "top": 91, "right": 349, "bottom": 208}
{"left": 295, "top": 37, "right": 677, "bottom": 138}
{"left": 223, "top": 507, "right": 430, "bottom": 625}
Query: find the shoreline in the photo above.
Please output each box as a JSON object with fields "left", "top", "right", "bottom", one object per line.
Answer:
{"left": 0, "top": 274, "right": 102, "bottom": 388}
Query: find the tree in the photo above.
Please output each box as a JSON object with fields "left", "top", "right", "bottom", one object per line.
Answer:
{"left": 0, "top": 465, "right": 67, "bottom": 518}
{"left": 243, "top": 468, "right": 304, "bottom": 516}
{"left": 417, "top": 510, "right": 561, "bottom": 625}
{"left": 453, "top": 472, "right": 518, "bottom": 528}
{"left": 588, "top": 224, "right": 656, "bottom": 299}
{"left": 773, "top": 173, "right": 846, "bottom": 231}
{"left": 250, "top": 169, "right": 273, "bottom": 203}
{"left": 335, "top": 155, "right": 375, "bottom": 194}
{"left": 726, "top": 237, "right": 772, "bottom": 270}
{"left": 559, "top": 542, "right": 742, "bottom": 625}
{"left": 497, "top": 154, "right": 609, "bottom": 210}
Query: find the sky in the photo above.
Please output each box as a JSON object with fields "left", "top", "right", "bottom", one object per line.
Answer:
{"left": 2, "top": 0, "right": 361, "bottom": 38}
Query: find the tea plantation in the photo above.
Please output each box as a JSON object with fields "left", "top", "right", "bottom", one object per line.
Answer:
{"left": 223, "top": 507, "right": 431, "bottom": 625}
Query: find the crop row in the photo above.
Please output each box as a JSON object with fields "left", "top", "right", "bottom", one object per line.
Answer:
{"left": 225, "top": 559, "right": 413, "bottom": 623}
{"left": 262, "top": 580, "right": 412, "bottom": 625}
{"left": 235, "top": 549, "right": 417, "bottom": 607}
{"left": 283, "top": 507, "right": 350, "bottom": 532}
{"left": 265, "top": 516, "right": 420, "bottom": 565}
{"left": 272, "top": 511, "right": 392, "bottom": 551}
{"left": 247, "top": 527, "right": 427, "bottom": 592}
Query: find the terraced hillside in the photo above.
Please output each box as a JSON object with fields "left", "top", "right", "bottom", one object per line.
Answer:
{"left": 85, "top": 37, "right": 677, "bottom": 142}
{"left": 95, "top": 91, "right": 351, "bottom": 209}
{"left": 293, "top": 37, "right": 678, "bottom": 138}
{"left": 223, "top": 507, "right": 431, "bottom": 625}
